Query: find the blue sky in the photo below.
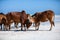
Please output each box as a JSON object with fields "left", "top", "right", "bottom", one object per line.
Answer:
{"left": 0, "top": 0, "right": 60, "bottom": 15}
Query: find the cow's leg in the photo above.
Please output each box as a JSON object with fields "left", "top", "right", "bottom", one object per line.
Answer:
{"left": 49, "top": 21, "right": 55, "bottom": 31}
{"left": 15, "top": 23, "right": 18, "bottom": 28}
{"left": 4, "top": 25, "right": 7, "bottom": 31}
{"left": 4, "top": 24, "right": 11, "bottom": 31}
{"left": 9, "top": 25, "right": 11, "bottom": 31}
{"left": 49, "top": 16, "right": 55, "bottom": 31}
{"left": 1, "top": 24, "right": 2, "bottom": 30}
{"left": 38, "top": 22, "right": 40, "bottom": 30}
{"left": 33, "top": 23, "right": 35, "bottom": 27}
{"left": 35, "top": 23, "right": 40, "bottom": 30}
{"left": 21, "top": 23, "right": 24, "bottom": 31}
{"left": 24, "top": 24, "right": 27, "bottom": 31}
{"left": 52, "top": 15, "right": 55, "bottom": 26}
{"left": 52, "top": 21, "right": 55, "bottom": 26}
{"left": 0, "top": 24, "right": 2, "bottom": 30}
{"left": 49, "top": 19, "right": 53, "bottom": 31}
{"left": 3, "top": 24, "right": 9, "bottom": 31}
{"left": 21, "top": 18, "right": 26, "bottom": 31}
{"left": 0, "top": 24, "right": 4, "bottom": 31}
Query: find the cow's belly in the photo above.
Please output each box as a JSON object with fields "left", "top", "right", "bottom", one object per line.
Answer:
{"left": 40, "top": 18, "right": 48, "bottom": 22}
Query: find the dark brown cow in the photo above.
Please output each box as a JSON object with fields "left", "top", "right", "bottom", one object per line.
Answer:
{"left": 5, "top": 10, "right": 32, "bottom": 31}
{"left": 28, "top": 10, "right": 55, "bottom": 31}
{"left": 20, "top": 11, "right": 32, "bottom": 31}
{"left": 6, "top": 12, "right": 21, "bottom": 29}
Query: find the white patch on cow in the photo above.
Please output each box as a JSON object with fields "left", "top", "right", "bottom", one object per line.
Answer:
{"left": 28, "top": 16, "right": 35, "bottom": 23}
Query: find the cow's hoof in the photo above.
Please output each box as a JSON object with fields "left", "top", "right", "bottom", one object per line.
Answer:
{"left": 35, "top": 29, "right": 39, "bottom": 31}
{"left": 21, "top": 29, "right": 23, "bottom": 31}
{"left": 49, "top": 29, "right": 52, "bottom": 31}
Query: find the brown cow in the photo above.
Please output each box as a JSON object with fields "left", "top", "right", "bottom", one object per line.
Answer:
{"left": 20, "top": 10, "right": 32, "bottom": 31}
{"left": 6, "top": 12, "right": 21, "bottom": 29}
{"left": 28, "top": 10, "right": 55, "bottom": 31}
{"left": 5, "top": 10, "right": 32, "bottom": 31}
{"left": 0, "top": 13, "right": 7, "bottom": 30}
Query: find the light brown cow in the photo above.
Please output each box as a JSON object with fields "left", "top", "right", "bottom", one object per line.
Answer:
{"left": 28, "top": 10, "right": 55, "bottom": 31}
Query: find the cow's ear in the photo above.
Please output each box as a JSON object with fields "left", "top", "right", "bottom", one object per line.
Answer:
{"left": 22, "top": 10, "right": 25, "bottom": 13}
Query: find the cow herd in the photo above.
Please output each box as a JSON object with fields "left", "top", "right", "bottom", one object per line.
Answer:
{"left": 0, "top": 10, "right": 55, "bottom": 31}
